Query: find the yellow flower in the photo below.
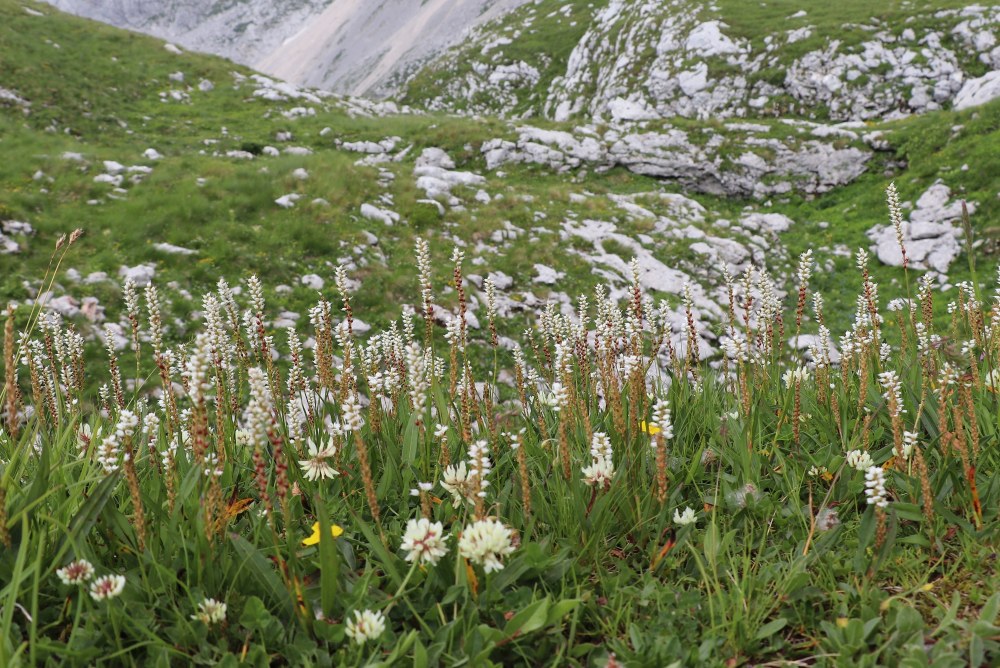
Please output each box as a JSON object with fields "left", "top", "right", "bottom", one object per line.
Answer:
{"left": 640, "top": 421, "right": 661, "bottom": 435}
{"left": 302, "top": 521, "right": 344, "bottom": 546}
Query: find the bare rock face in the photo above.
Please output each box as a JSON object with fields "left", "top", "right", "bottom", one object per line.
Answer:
{"left": 43, "top": 0, "right": 533, "bottom": 98}
{"left": 866, "top": 181, "right": 974, "bottom": 273}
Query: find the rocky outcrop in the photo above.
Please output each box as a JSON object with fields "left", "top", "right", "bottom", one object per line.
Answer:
{"left": 410, "top": 0, "right": 1000, "bottom": 123}
{"left": 866, "top": 182, "right": 974, "bottom": 273}
{"left": 954, "top": 71, "right": 1000, "bottom": 110}
{"left": 482, "top": 123, "right": 872, "bottom": 198}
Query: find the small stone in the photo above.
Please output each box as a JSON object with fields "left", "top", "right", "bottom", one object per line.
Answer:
{"left": 153, "top": 242, "right": 197, "bottom": 255}
{"left": 300, "top": 274, "right": 325, "bottom": 291}
{"left": 533, "top": 264, "right": 564, "bottom": 285}
{"left": 118, "top": 264, "right": 156, "bottom": 287}
{"left": 275, "top": 194, "right": 301, "bottom": 208}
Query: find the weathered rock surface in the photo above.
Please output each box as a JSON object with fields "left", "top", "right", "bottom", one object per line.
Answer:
{"left": 411, "top": 0, "right": 1000, "bottom": 123}
{"left": 483, "top": 123, "right": 871, "bottom": 197}
{"left": 954, "top": 71, "right": 1000, "bottom": 110}
{"left": 866, "top": 181, "right": 974, "bottom": 272}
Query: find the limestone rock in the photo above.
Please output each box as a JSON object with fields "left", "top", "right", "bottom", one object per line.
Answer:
{"left": 300, "top": 274, "right": 324, "bottom": 291}
{"left": 118, "top": 264, "right": 156, "bottom": 287}
{"left": 954, "top": 71, "right": 1000, "bottom": 110}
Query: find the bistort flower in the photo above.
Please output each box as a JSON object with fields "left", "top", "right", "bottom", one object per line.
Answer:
{"left": 864, "top": 466, "right": 889, "bottom": 508}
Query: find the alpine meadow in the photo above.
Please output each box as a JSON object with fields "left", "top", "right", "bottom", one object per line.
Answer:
{"left": 1, "top": 0, "right": 999, "bottom": 666}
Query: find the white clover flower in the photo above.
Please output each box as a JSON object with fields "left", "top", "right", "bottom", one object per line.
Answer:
{"left": 400, "top": 518, "right": 448, "bottom": 566}
{"left": 864, "top": 466, "right": 889, "bottom": 508}
{"left": 673, "top": 507, "right": 697, "bottom": 526}
{"left": 727, "top": 483, "right": 761, "bottom": 509}
{"left": 345, "top": 609, "right": 386, "bottom": 645}
{"left": 298, "top": 438, "right": 339, "bottom": 481}
{"left": 458, "top": 519, "right": 516, "bottom": 573}
{"left": 77, "top": 424, "right": 97, "bottom": 452}
{"left": 540, "top": 382, "right": 568, "bottom": 411}
{"left": 808, "top": 465, "right": 830, "bottom": 479}
{"left": 89, "top": 574, "right": 126, "bottom": 601}
{"left": 816, "top": 507, "right": 840, "bottom": 531}
{"left": 845, "top": 449, "right": 874, "bottom": 472}
{"left": 191, "top": 598, "right": 228, "bottom": 625}
{"left": 581, "top": 457, "right": 615, "bottom": 488}
{"left": 56, "top": 559, "right": 95, "bottom": 585}
{"left": 441, "top": 461, "right": 474, "bottom": 505}
{"left": 782, "top": 366, "right": 809, "bottom": 389}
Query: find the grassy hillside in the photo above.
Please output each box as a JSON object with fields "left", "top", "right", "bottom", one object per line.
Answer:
{"left": 2, "top": 0, "right": 999, "bottom": 341}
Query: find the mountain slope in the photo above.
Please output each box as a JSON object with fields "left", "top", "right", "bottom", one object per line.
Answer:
{"left": 43, "top": 0, "right": 533, "bottom": 97}
{"left": 404, "top": 0, "right": 1000, "bottom": 122}
{"left": 1, "top": 0, "right": 998, "bottom": 361}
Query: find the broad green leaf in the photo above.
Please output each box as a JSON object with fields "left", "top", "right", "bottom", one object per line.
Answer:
{"left": 503, "top": 597, "right": 550, "bottom": 637}
{"left": 754, "top": 617, "right": 787, "bottom": 641}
